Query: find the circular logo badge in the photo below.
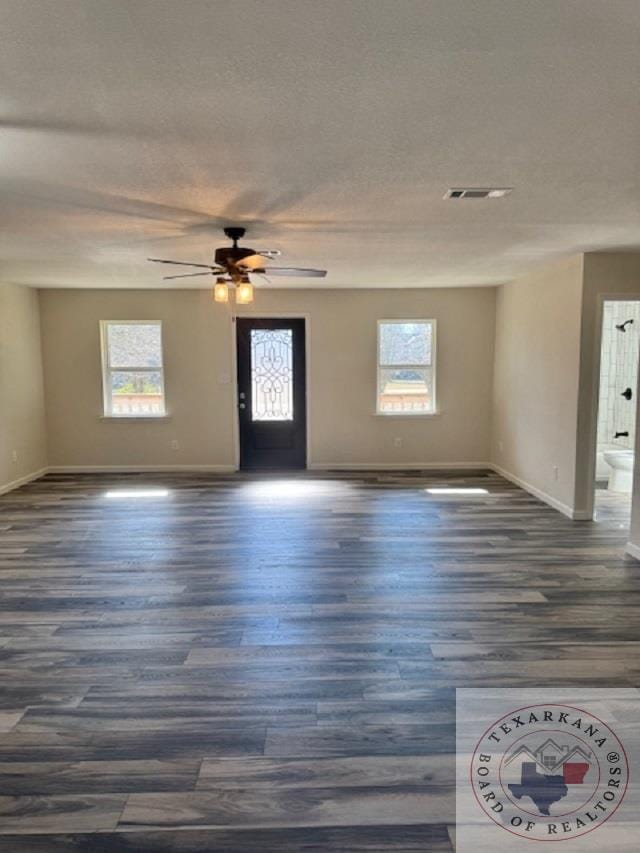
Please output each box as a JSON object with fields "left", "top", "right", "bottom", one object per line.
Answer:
{"left": 470, "top": 703, "right": 629, "bottom": 841}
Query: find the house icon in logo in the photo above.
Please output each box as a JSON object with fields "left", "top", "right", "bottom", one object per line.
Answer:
{"left": 505, "top": 738, "right": 592, "bottom": 775}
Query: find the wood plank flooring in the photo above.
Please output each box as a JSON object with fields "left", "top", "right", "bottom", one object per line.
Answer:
{"left": 0, "top": 471, "right": 637, "bottom": 850}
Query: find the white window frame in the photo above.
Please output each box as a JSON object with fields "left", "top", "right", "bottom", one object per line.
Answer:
{"left": 100, "top": 320, "right": 166, "bottom": 418}
{"left": 376, "top": 319, "right": 437, "bottom": 416}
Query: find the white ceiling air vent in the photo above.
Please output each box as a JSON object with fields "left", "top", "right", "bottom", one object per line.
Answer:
{"left": 444, "top": 187, "right": 512, "bottom": 199}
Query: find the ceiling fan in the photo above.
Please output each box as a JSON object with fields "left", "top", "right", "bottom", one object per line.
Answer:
{"left": 148, "top": 226, "right": 326, "bottom": 304}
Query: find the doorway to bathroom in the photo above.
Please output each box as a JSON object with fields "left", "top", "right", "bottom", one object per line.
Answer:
{"left": 594, "top": 300, "right": 639, "bottom": 525}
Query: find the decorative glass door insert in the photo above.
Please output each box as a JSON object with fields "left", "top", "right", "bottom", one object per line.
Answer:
{"left": 250, "top": 328, "right": 294, "bottom": 421}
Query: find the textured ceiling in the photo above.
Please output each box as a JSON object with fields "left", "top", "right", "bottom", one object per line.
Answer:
{"left": 1, "top": 0, "right": 640, "bottom": 289}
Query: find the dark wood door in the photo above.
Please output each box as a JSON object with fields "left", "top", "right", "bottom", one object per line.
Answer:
{"left": 236, "top": 318, "right": 307, "bottom": 470}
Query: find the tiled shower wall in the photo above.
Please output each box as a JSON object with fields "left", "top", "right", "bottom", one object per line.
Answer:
{"left": 597, "top": 300, "right": 640, "bottom": 451}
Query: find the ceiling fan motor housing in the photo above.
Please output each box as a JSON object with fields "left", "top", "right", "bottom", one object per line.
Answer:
{"left": 214, "top": 244, "right": 256, "bottom": 271}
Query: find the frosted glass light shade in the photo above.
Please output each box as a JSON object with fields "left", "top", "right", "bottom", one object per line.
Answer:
{"left": 236, "top": 282, "right": 254, "bottom": 304}
{"left": 214, "top": 282, "right": 229, "bottom": 302}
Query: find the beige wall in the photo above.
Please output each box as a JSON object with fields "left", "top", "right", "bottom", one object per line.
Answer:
{"left": 40, "top": 289, "right": 235, "bottom": 470}
{"left": 491, "top": 255, "right": 585, "bottom": 515}
{"left": 39, "top": 287, "right": 496, "bottom": 470}
{"left": 0, "top": 283, "right": 48, "bottom": 492}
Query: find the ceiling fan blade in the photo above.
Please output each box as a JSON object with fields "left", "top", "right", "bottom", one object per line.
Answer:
{"left": 259, "top": 267, "right": 327, "bottom": 278}
{"left": 162, "top": 271, "right": 215, "bottom": 280}
{"left": 237, "top": 254, "right": 268, "bottom": 271}
{"left": 148, "top": 257, "right": 219, "bottom": 270}
{"left": 252, "top": 271, "right": 272, "bottom": 286}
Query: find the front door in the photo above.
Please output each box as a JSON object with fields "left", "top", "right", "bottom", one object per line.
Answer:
{"left": 236, "top": 318, "right": 307, "bottom": 470}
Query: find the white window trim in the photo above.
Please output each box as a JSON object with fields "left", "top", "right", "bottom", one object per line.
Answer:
{"left": 100, "top": 320, "right": 167, "bottom": 418}
{"left": 376, "top": 319, "right": 437, "bottom": 416}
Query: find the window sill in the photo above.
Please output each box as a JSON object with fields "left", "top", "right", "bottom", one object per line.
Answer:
{"left": 100, "top": 415, "right": 171, "bottom": 422}
{"left": 374, "top": 411, "right": 440, "bottom": 418}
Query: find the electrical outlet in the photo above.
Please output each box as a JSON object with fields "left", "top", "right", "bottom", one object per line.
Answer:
{"left": 11, "top": 449, "right": 18, "bottom": 464}
{"left": 553, "top": 465, "right": 559, "bottom": 481}
{"left": 170, "top": 439, "right": 180, "bottom": 451}
{"left": 394, "top": 437, "right": 403, "bottom": 448}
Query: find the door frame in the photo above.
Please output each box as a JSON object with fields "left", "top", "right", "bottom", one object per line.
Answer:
{"left": 581, "top": 293, "right": 640, "bottom": 520}
{"left": 231, "top": 313, "right": 311, "bottom": 471}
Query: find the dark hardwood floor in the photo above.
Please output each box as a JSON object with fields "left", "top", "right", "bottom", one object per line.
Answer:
{"left": 0, "top": 471, "right": 637, "bottom": 850}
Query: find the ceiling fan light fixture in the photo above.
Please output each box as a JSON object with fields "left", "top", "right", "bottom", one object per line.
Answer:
{"left": 235, "top": 281, "right": 254, "bottom": 304}
{"left": 213, "top": 281, "right": 229, "bottom": 303}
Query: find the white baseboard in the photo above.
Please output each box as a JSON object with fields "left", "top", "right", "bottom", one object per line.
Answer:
{"left": 490, "top": 463, "right": 586, "bottom": 520}
{"left": 47, "top": 464, "right": 236, "bottom": 474}
{"left": 55, "top": 462, "right": 491, "bottom": 475}
{"left": 307, "top": 461, "right": 492, "bottom": 471}
{"left": 0, "top": 467, "right": 48, "bottom": 496}
{"left": 625, "top": 541, "right": 640, "bottom": 561}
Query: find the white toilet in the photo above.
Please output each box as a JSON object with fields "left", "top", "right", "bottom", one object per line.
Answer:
{"left": 603, "top": 449, "right": 635, "bottom": 493}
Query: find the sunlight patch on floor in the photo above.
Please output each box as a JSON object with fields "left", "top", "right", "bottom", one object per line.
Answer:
{"left": 241, "top": 479, "right": 351, "bottom": 501}
{"left": 425, "top": 487, "right": 489, "bottom": 495}
{"left": 104, "top": 489, "right": 170, "bottom": 498}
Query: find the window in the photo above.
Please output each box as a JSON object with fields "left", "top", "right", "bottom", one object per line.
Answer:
{"left": 377, "top": 320, "right": 436, "bottom": 414}
{"left": 100, "top": 321, "right": 166, "bottom": 417}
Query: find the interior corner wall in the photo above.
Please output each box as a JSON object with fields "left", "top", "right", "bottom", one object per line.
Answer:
{"left": 38, "top": 286, "right": 495, "bottom": 470}
{"left": 0, "top": 283, "right": 48, "bottom": 493}
{"left": 490, "top": 255, "right": 585, "bottom": 516}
